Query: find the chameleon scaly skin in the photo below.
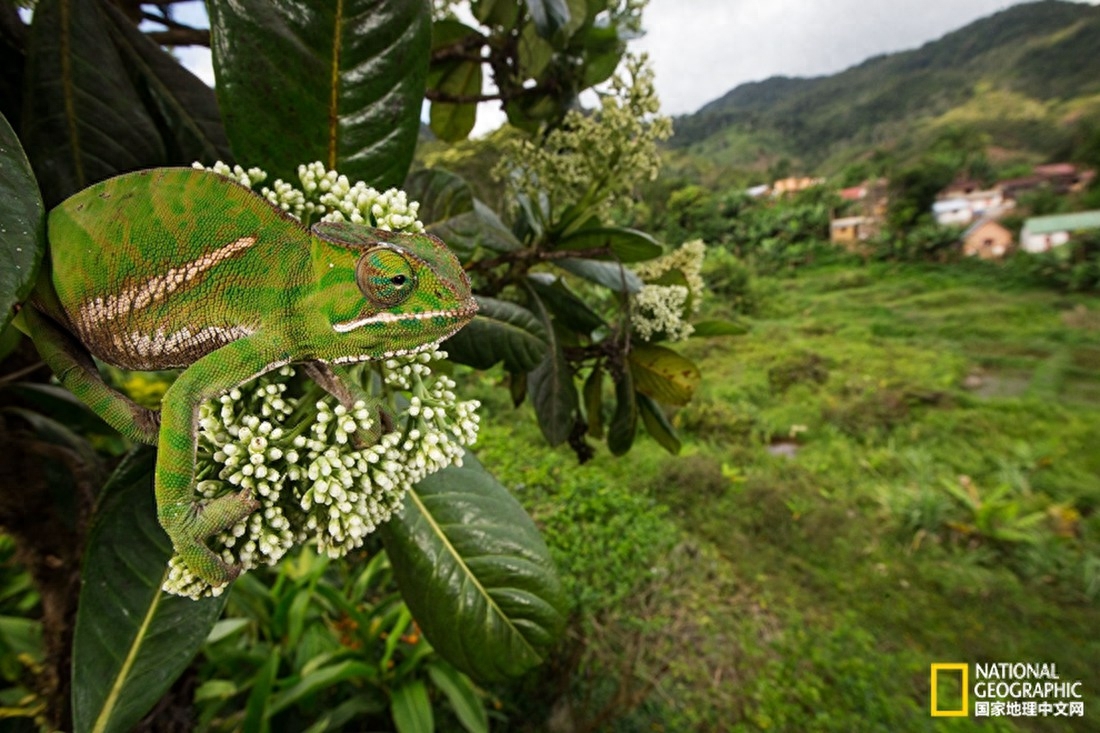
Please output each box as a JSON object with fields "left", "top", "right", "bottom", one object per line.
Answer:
{"left": 28, "top": 167, "right": 476, "bottom": 586}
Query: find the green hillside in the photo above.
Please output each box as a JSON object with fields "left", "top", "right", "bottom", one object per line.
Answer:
{"left": 669, "top": 0, "right": 1100, "bottom": 176}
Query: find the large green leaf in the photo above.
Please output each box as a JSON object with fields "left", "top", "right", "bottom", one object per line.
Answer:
{"left": 555, "top": 257, "right": 643, "bottom": 292}
{"left": 429, "top": 59, "right": 482, "bottom": 142}
{"left": 580, "top": 24, "right": 624, "bottom": 87}
{"left": 637, "top": 392, "right": 681, "bottom": 455}
{"left": 526, "top": 274, "right": 606, "bottom": 334}
{"left": 405, "top": 169, "right": 521, "bottom": 260}
{"left": 0, "top": 111, "right": 44, "bottom": 331}
{"left": 208, "top": 0, "right": 431, "bottom": 188}
{"left": 692, "top": 319, "right": 749, "bottom": 337}
{"left": 72, "top": 448, "right": 228, "bottom": 733}
{"left": 22, "top": 0, "right": 165, "bottom": 206}
{"left": 100, "top": 2, "right": 232, "bottom": 165}
{"left": 628, "top": 343, "right": 701, "bottom": 406}
{"left": 443, "top": 296, "right": 549, "bottom": 372}
{"left": 381, "top": 454, "right": 567, "bottom": 682}
{"left": 607, "top": 367, "right": 636, "bottom": 456}
{"left": 406, "top": 168, "right": 474, "bottom": 230}
{"left": 525, "top": 287, "right": 578, "bottom": 446}
{"left": 556, "top": 226, "right": 664, "bottom": 263}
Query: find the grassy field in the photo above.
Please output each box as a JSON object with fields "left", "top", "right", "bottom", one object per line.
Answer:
{"left": 470, "top": 260, "right": 1100, "bottom": 731}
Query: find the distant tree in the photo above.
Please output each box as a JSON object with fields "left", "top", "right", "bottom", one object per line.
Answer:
{"left": 886, "top": 158, "right": 957, "bottom": 230}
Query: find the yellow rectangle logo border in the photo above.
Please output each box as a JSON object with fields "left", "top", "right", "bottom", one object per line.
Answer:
{"left": 931, "top": 663, "right": 969, "bottom": 717}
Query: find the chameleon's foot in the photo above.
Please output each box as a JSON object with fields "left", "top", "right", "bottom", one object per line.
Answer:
{"left": 159, "top": 489, "right": 260, "bottom": 587}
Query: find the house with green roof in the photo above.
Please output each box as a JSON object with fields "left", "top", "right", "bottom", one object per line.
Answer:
{"left": 1021, "top": 211, "right": 1100, "bottom": 253}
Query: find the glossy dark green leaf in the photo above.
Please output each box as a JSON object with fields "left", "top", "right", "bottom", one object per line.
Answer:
{"left": 628, "top": 343, "right": 701, "bottom": 406}
{"left": 431, "top": 18, "right": 481, "bottom": 50}
{"left": 405, "top": 169, "right": 520, "bottom": 260}
{"left": 473, "top": 0, "right": 519, "bottom": 26}
{"left": 525, "top": 287, "right": 578, "bottom": 446}
{"left": 580, "top": 25, "right": 624, "bottom": 87}
{"left": 518, "top": 22, "right": 554, "bottom": 78}
{"left": 470, "top": 200, "right": 523, "bottom": 252}
{"left": 556, "top": 226, "right": 664, "bottom": 263}
{"left": 509, "top": 370, "right": 527, "bottom": 407}
{"left": 526, "top": 274, "right": 606, "bottom": 334}
{"left": 583, "top": 366, "right": 604, "bottom": 439}
{"left": 22, "top": 0, "right": 165, "bottom": 206}
{"left": 406, "top": 168, "right": 474, "bottom": 228}
{"left": 427, "top": 662, "right": 489, "bottom": 733}
{"left": 0, "top": 111, "right": 44, "bottom": 331}
{"left": 392, "top": 679, "right": 434, "bottom": 733}
{"left": 525, "top": 0, "right": 572, "bottom": 39}
{"left": 691, "top": 319, "right": 749, "bottom": 337}
{"left": 555, "top": 257, "right": 642, "bottom": 292}
{"left": 100, "top": 2, "right": 232, "bottom": 166}
{"left": 381, "top": 453, "right": 567, "bottom": 682}
{"left": 208, "top": 0, "right": 431, "bottom": 188}
{"left": 442, "top": 296, "right": 549, "bottom": 371}
{"left": 430, "top": 59, "right": 482, "bottom": 142}
{"left": 72, "top": 448, "right": 228, "bottom": 733}
{"left": 637, "top": 392, "right": 681, "bottom": 455}
{"left": 607, "top": 368, "right": 636, "bottom": 456}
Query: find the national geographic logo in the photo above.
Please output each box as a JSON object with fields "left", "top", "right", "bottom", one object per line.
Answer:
{"left": 931, "top": 662, "right": 1086, "bottom": 719}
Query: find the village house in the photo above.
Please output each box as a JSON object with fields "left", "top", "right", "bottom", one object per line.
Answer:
{"left": 931, "top": 164, "right": 1095, "bottom": 227}
{"left": 932, "top": 182, "right": 1008, "bottom": 226}
{"left": 961, "top": 218, "right": 1014, "bottom": 260}
{"left": 771, "top": 176, "right": 825, "bottom": 196}
{"left": 830, "top": 179, "right": 888, "bottom": 250}
{"left": 998, "top": 163, "right": 1095, "bottom": 201}
{"left": 830, "top": 216, "right": 876, "bottom": 249}
{"left": 1021, "top": 211, "right": 1100, "bottom": 253}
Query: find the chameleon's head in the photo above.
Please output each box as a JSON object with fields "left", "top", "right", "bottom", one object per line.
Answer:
{"left": 310, "top": 222, "right": 477, "bottom": 360}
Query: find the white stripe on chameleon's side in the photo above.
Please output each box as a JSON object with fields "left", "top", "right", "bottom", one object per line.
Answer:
{"left": 125, "top": 325, "right": 257, "bottom": 359}
{"left": 78, "top": 235, "right": 259, "bottom": 324}
{"left": 332, "top": 299, "right": 478, "bottom": 334}
{"left": 328, "top": 339, "right": 443, "bottom": 364}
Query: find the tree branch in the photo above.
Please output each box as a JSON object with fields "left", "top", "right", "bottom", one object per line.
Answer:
{"left": 146, "top": 28, "right": 210, "bottom": 47}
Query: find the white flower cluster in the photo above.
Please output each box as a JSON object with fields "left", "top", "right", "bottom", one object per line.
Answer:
{"left": 162, "top": 351, "right": 480, "bottom": 600}
{"left": 629, "top": 239, "right": 708, "bottom": 342}
{"left": 632, "top": 239, "right": 707, "bottom": 314}
{"left": 631, "top": 284, "right": 694, "bottom": 342}
{"left": 195, "top": 160, "right": 423, "bottom": 232}
{"left": 495, "top": 53, "right": 671, "bottom": 224}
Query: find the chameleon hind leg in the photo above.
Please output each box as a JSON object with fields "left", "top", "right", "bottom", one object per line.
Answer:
{"left": 22, "top": 306, "right": 161, "bottom": 444}
{"left": 154, "top": 336, "right": 284, "bottom": 586}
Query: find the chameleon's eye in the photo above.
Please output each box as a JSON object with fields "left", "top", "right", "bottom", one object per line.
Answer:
{"left": 356, "top": 247, "right": 416, "bottom": 306}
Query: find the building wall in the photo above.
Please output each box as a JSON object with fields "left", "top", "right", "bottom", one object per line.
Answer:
{"left": 962, "top": 222, "right": 1014, "bottom": 260}
{"left": 1022, "top": 231, "right": 1071, "bottom": 253}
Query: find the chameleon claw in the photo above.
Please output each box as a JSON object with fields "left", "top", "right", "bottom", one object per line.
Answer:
{"left": 161, "top": 489, "right": 260, "bottom": 586}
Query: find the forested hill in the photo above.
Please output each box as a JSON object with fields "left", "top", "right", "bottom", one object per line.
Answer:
{"left": 668, "top": 0, "right": 1100, "bottom": 172}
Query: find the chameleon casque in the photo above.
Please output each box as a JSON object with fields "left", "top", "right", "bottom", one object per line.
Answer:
{"left": 24, "top": 167, "right": 477, "bottom": 587}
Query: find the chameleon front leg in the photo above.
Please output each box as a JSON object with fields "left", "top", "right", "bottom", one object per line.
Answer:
{"left": 22, "top": 306, "right": 160, "bottom": 444}
{"left": 155, "top": 336, "right": 284, "bottom": 586}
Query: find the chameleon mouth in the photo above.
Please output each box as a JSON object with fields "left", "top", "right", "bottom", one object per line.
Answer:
{"left": 332, "top": 297, "right": 479, "bottom": 334}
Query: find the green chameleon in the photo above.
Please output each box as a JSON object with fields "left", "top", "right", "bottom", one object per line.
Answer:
{"left": 22, "top": 167, "right": 477, "bottom": 587}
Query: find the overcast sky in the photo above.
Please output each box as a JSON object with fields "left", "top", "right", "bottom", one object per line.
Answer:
{"left": 633, "top": 0, "right": 1098, "bottom": 116}
{"left": 170, "top": 0, "right": 1098, "bottom": 133}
